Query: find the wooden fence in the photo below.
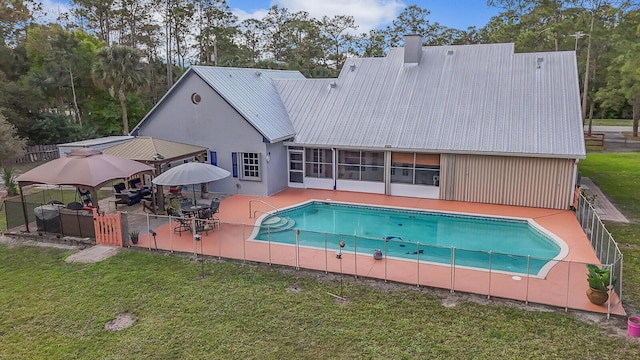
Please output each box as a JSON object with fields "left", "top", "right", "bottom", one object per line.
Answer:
{"left": 0, "top": 144, "right": 59, "bottom": 167}
{"left": 93, "top": 209, "right": 124, "bottom": 247}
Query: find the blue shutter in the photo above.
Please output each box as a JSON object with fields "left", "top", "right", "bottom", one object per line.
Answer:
{"left": 209, "top": 151, "right": 217, "bottom": 166}
{"left": 231, "top": 152, "right": 238, "bottom": 178}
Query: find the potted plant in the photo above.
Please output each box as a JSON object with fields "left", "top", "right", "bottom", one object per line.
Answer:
{"left": 586, "top": 264, "right": 616, "bottom": 305}
{"left": 129, "top": 230, "right": 140, "bottom": 245}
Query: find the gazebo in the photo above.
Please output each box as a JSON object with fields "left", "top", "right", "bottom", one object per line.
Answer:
{"left": 15, "top": 148, "right": 154, "bottom": 232}
{"left": 101, "top": 137, "right": 209, "bottom": 212}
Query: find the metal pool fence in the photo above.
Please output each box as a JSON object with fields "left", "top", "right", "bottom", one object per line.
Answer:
{"left": 130, "top": 205, "right": 624, "bottom": 317}
{"left": 574, "top": 191, "right": 623, "bottom": 300}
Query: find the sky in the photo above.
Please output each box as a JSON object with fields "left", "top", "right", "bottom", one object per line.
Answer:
{"left": 43, "top": 0, "right": 501, "bottom": 33}
{"left": 229, "top": 0, "right": 500, "bottom": 31}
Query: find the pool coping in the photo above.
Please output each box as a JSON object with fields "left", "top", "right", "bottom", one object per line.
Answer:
{"left": 248, "top": 199, "right": 570, "bottom": 279}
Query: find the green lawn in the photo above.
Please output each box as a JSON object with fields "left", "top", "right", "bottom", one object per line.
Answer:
{"left": 1, "top": 247, "right": 639, "bottom": 359}
{"left": 589, "top": 119, "right": 634, "bottom": 126}
{"left": 579, "top": 153, "right": 640, "bottom": 309}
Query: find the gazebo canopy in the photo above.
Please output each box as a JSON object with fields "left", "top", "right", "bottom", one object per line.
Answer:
{"left": 16, "top": 148, "right": 153, "bottom": 189}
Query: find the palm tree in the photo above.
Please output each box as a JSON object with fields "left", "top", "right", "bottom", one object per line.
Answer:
{"left": 92, "top": 45, "right": 146, "bottom": 134}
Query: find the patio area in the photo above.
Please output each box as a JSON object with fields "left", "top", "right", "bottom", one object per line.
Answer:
{"left": 127, "top": 188, "right": 625, "bottom": 316}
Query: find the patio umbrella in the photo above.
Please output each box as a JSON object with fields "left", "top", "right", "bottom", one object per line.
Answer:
{"left": 152, "top": 162, "right": 231, "bottom": 204}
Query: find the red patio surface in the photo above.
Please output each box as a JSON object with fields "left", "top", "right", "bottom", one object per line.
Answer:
{"left": 133, "top": 188, "right": 625, "bottom": 316}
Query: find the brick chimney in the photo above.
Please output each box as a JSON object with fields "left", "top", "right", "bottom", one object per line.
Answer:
{"left": 404, "top": 34, "right": 422, "bottom": 64}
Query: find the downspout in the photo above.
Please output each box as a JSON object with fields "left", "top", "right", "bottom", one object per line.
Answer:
{"left": 570, "top": 158, "right": 580, "bottom": 209}
{"left": 18, "top": 183, "right": 30, "bottom": 233}
{"left": 332, "top": 148, "right": 337, "bottom": 190}
{"left": 384, "top": 149, "right": 391, "bottom": 195}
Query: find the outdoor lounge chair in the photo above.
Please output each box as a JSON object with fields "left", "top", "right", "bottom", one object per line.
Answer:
{"left": 113, "top": 182, "right": 141, "bottom": 206}
{"left": 128, "top": 178, "right": 152, "bottom": 198}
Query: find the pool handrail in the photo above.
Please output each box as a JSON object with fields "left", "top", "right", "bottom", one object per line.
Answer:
{"left": 253, "top": 209, "right": 274, "bottom": 219}
{"left": 249, "top": 199, "right": 279, "bottom": 218}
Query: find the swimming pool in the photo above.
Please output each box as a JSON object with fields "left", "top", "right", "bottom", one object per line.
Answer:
{"left": 252, "top": 201, "right": 568, "bottom": 276}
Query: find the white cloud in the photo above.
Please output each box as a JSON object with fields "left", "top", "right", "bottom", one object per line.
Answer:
{"left": 234, "top": 8, "right": 270, "bottom": 24}
{"left": 233, "top": 0, "right": 406, "bottom": 33}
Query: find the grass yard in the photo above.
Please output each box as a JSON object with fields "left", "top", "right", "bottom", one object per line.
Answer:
{"left": 589, "top": 119, "right": 634, "bottom": 126}
{"left": 1, "top": 246, "right": 639, "bottom": 359}
{"left": 579, "top": 153, "right": 640, "bottom": 311}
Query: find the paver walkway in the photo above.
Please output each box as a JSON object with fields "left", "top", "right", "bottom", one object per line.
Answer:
{"left": 580, "top": 177, "right": 628, "bottom": 223}
{"left": 65, "top": 244, "right": 120, "bottom": 263}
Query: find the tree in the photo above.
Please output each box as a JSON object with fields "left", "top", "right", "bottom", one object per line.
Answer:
{"left": 71, "top": 0, "right": 115, "bottom": 45}
{"left": 320, "top": 15, "right": 357, "bottom": 70}
{"left": 0, "top": 0, "right": 33, "bottom": 46}
{"left": 345, "top": 30, "right": 387, "bottom": 57}
{"left": 239, "top": 18, "right": 263, "bottom": 65}
{"left": 0, "top": 112, "right": 26, "bottom": 163}
{"left": 260, "top": 5, "right": 293, "bottom": 62}
{"left": 92, "top": 45, "right": 146, "bottom": 134}
{"left": 597, "top": 7, "right": 640, "bottom": 136}
{"left": 192, "top": 0, "right": 240, "bottom": 66}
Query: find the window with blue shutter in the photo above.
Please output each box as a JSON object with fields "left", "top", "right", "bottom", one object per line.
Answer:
{"left": 231, "top": 152, "right": 238, "bottom": 178}
{"left": 210, "top": 151, "right": 217, "bottom": 166}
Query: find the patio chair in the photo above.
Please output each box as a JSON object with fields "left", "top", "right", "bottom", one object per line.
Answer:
{"left": 209, "top": 198, "right": 220, "bottom": 216}
{"left": 195, "top": 210, "right": 212, "bottom": 235}
{"left": 113, "top": 182, "right": 142, "bottom": 206}
{"left": 77, "top": 187, "right": 92, "bottom": 206}
{"left": 168, "top": 186, "right": 184, "bottom": 201}
{"left": 167, "top": 207, "right": 192, "bottom": 236}
{"left": 200, "top": 202, "right": 220, "bottom": 230}
{"left": 128, "top": 177, "right": 152, "bottom": 198}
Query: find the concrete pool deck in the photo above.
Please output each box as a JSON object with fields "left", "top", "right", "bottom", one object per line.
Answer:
{"left": 132, "top": 188, "right": 625, "bottom": 316}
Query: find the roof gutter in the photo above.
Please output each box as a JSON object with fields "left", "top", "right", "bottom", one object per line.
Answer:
{"left": 281, "top": 141, "right": 585, "bottom": 159}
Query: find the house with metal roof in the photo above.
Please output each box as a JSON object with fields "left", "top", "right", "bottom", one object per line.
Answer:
{"left": 131, "top": 66, "right": 306, "bottom": 196}
{"left": 134, "top": 35, "right": 585, "bottom": 209}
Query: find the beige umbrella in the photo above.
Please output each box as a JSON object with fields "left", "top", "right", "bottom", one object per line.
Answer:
{"left": 152, "top": 162, "right": 230, "bottom": 204}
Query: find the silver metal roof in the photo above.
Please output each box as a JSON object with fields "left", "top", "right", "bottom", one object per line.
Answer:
{"left": 275, "top": 43, "right": 586, "bottom": 158}
{"left": 58, "top": 136, "right": 134, "bottom": 147}
{"left": 132, "top": 66, "right": 305, "bottom": 143}
{"left": 191, "top": 66, "right": 305, "bottom": 142}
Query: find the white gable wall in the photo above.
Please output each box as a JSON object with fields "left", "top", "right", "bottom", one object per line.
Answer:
{"left": 137, "top": 72, "right": 282, "bottom": 196}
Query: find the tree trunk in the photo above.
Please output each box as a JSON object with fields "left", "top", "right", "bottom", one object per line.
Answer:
{"left": 118, "top": 86, "right": 129, "bottom": 135}
{"left": 165, "top": 4, "right": 173, "bottom": 88}
{"left": 633, "top": 96, "right": 639, "bottom": 138}
{"left": 69, "top": 67, "right": 82, "bottom": 125}
{"left": 581, "top": 11, "right": 595, "bottom": 123}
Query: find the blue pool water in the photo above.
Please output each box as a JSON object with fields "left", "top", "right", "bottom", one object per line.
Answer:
{"left": 254, "top": 202, "right": 563, "bottom": 275}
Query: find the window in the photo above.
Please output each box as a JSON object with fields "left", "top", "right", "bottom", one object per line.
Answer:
{"left": 233, "top": 152, "right": 261, "bottom": 181}
{"left": 391, "top": 152, "right": 440, "bottom": 186}
{"left": 337, "top": 150, "right": 384, "bottom": 182}
{"left": 305, "top": 148, "right": 333, "bottom": 178}
{"left": 241, "top": 152, "right": 261, "bottom": 181}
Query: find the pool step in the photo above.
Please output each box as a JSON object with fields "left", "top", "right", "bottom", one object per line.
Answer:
{"left": 262, "top": 216, "right": 296, "bottom": 232}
